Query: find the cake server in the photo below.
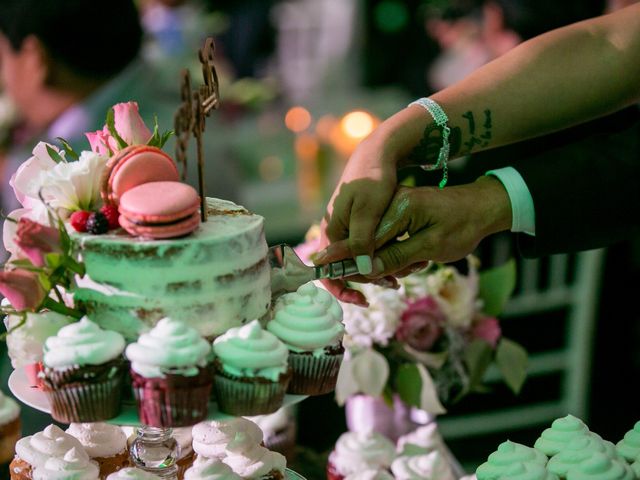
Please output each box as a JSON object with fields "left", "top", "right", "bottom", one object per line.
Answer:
{"left": 268, "top": 243, "right": 360, "bottom": 297}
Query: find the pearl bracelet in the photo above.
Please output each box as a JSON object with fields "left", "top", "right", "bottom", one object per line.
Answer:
{"left": 408, "top": 97, "right": 450, "bottom": 188}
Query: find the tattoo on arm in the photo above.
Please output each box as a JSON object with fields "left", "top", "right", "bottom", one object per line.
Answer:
{"left": 406, "top": 122, "right": 444, "bottom": 166}
{"left": 461, "top": 108, "right": 493, "bottom": 152}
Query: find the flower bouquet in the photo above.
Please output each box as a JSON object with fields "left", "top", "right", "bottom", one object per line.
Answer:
{"left": 334, "top": 256, "right": 528, "bottom": 415}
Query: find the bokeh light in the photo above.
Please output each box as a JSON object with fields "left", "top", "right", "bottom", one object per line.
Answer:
{"left": 258, "top": 155, "right": 284, "bottom": 182}
{"left": 285, "top": 106, "right": 312, "bottom": 132}
{"left": 340, "top": 110, "right": 376, "bottom": 140}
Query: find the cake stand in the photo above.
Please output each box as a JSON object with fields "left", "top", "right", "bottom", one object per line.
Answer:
{"left": 9, "top": 367, "right": 308, "bottom": 479}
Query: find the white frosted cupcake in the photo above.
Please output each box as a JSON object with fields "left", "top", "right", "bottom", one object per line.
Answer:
{"left": 32, "top": 447, "right": 99, "bottom": 479}
{"left": 184, "top": 456, "right": 242, "bottom": 479}
{"left": 344, "top": 470, "right": 394, "bottom": 480}
{"left": 396, "top": 423, "right": 445, "bottom": 457}
{"left": 0, "top": 390, "right": 21, "bottom": 465}
{"left": 10, "top": 424, "right": 84, "bottom": 478}
{"left": 391, "top": 451, "right": 455, "bottom": 480}
{"left": 106, "top": 467, "right": 162, "bottom": 479}
{"left": 66, "top": 423, "right": 129, "bottom": 477}
{"left": 327, "top": 431, "right": 396, "bottom": 479}
{"left": 617, "top": 421, "right": 640, "bottom": 462}
{"left": 222, "top": 431, "right": 287, "bottom": 479}
{"left": 42, "top": 317, "right": 127, "bottom": 422}
{"left": 212, "top": 320, "right": 291, "bottom": 416}
{"left": 192, "top": 418, "right": 264, "bottom": 461}
{"left": 268, "top": 283, "right": 344, "bottom": 395}
{"left": 125, "top": 317, "right": 212, "bottom": 427}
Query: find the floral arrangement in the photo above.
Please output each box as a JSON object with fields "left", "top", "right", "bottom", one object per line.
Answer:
{"left": 334, "top": 256, "right": 528, "bottom": 415}
{"left": 0, "top": 102, "right": 171, "bottom": 335}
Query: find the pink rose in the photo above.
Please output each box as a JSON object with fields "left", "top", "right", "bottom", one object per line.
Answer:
{"left": 14, "top": 218, "right": 62, "bottom": 267}
{"left": 0, "top": 269, "right": 46, "bottom": 311}
{"left": 85, "top": 101, "right": 152, "bottom": 154}
{"left": 396, "top": 297, "right": 445, "bottom": 351}
{"left": 471, "top": 315, "right": 502, "bottom": 349}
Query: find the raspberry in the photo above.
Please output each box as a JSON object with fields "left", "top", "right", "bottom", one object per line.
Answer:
{"left": 85, "top": 211, "right": 109, "bottom": 235}
{"left": 100, "top": 204, "right": 120, "bottom": 230}
{"left": 70, "top": 210, "right": 92, "bottom": 232}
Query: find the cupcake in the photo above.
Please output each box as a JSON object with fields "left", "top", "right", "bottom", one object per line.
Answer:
{"left": 497, "top": 463, "right": 559, "bottom": 480}
{"left": 247, "top": 407, "right": 298, "bottom": 461}
{"left": 534, "top": 416, "right": 590, "bottom": 457}
{"left": 41, "top": 317, "right": 127, "bottom": 422}
{"left": 0, "top": 390, "right": 21, "bottom": 466}
{"left": 327, "top": 431, "right": 396, "bottom": 480}
{"left": 184, "top": 456, "right": 242, "bottom": 479}
{"left": 548, "top": 435, "right": 621, "bottom": 478}
{"left": 566, "top": 452, "right": 633, "bottom": 480}
{"left": 3, "top": 309, "right": 72, "bottom": 388}
{"left": 616, "top": 421, "right": 640, "bottom": 462}
{"left": 192, "top": 418, "right": 264, "bottom": 461}
{"left": 106, "top": 467, "right": 161, "bottom": 479}
{"left": 173, "top": 426, "right": 196, "bottom": 477}
{"left": 32, "top": 447, "right": 99, "bottom": 480}
{"left": 125, "top": 317, "right": 212, "bottom": 427}
{"left": 212, "top": 320, "right": 291, "bottom": 416}
{"left": 66, "top": 423, "right": 129, "bottom": 477}
{"left": 390, "top": 451, "right": 456, "bottom": 480}
{"left": 267, "top": 283, "right": 344, "bottom": 395}
{"left": 396, "top": 423, "right": 445, "bottom": 457}
{"left": 631, "top": 457, "right": 640, "bottom": 478}
{"left": 476, "top": 441, "right": 547, "bottom": 480}
{"left": 10, "top": 424, "right": 84, "bottom": 479}
{"left": 222, "top": 431, "right": 287, "bottom": 479}
{"left": 343, "top": 470, "right": 394, "bottom": 480}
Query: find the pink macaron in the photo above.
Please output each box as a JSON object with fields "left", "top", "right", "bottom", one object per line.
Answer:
{"left": 118, "top": 181, "right": 201, "bottom": 239}
{"left": 101, "top": 145, "right": 180, "bottom": 206}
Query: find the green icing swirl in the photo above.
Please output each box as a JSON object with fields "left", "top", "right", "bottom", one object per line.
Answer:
{"left": 497, "top": 463, "right": 559, "bottom": 480}
{"left": 534, "top": 415, "right": 589, "bottom": 456}
{"left": 566, "top": 453, "right": 634, "bottom": 480}
{"left": 476, "top": 441, "right": 547, "bottom": 479}
{"left": 616, "top": 421, "right": 640, "bottom": 462}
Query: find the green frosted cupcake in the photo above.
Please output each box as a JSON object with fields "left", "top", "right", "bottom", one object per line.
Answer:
{"left": 616, "top": 421, "right": 640, "bottom": 462}
{"left": 476, "top": 440, "right": 547, "bottom": 480}
{"left": 534, "top": 416, "right": 590, "bottom": 457}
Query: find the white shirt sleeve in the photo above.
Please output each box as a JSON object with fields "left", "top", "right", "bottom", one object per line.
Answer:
{"left": 485, "top": 167, "right": 536, "bottom": 236}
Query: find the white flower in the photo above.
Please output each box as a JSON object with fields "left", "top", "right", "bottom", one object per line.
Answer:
{"left": 10, "top": 142, "right": 59, "bottom": 208}
{"left": 2, "top": 206, "right": 51, "bottom": 260}
{"left": 425, "top": 265, "right": 478, "bottom": 329}
{"left": 341, "top": 283, "right": 406, "bottom": 347}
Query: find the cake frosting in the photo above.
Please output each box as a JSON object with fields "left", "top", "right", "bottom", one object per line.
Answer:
{"left": 3, "top": 308, "right": 71, "bottom": 368}
{"left": 72, "top": 198, "right": 270, "bottom": 340}
{"left": 212, "top": 320, "right": 289, "bottom": 381}
{"left": 125, "top": 317, "right": 211, "bottom": 378}
{"left": 106, "top": 467, "right": 162, "bottom": 479}
{"left": 222, "top": 431, "right": 287, "bottom": 479}
{"left": 65, "top": 423, "right": 127, "bottom": 458}
{"left": 15, "top": 424, "right": 84, "bottom": 467}
{"left": 192, "top": 418, "right": 264, "bottom": 460}
{"left": 534, "top": 415, "right": 590, "bottom": 456}
{"left": 0, "top": 390, "right": 20, "bottom": 426}
{"left": 496, "top": 463, "right": 559, "bottom": 480}
{"left": 184, "top": 456, "right": 242, "bottom": 480}
{"left": 616, "top": 421, "right": 640, "bottom": 462}
{"left": 396, "top": 423, "right": 445, "bottom": 456}
{"left": 344, "top": 470, "right": 395, "bottom": 480}
{"left": 32, "top": 447, "right": 99, "bottom": 480}
{"left": 476, "top": 441, "right": 547, "bottom": 479}
{"left": 268, "top": 283, "right": 344, "bottom": 354}
{"left": 329, "top": 430, "right": 396, "bottom": 476}
{"left": 42, "top": 317, "right": 125, "bottom": 368}
{"left": 391, "top": 451, "right": 456, "bottom": 480}
{"left": 565, "top": 452, "right": 634, "bottom": 480}
{"left": 547, "top": 434, "right": 622, "bottom": 477}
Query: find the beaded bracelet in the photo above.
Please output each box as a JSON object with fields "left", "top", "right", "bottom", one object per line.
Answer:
{"left": 408, "top": 97, "right": 450, "bottom": 188}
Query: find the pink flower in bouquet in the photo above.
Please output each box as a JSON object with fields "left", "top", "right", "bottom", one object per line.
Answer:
{"left": 0, "top": 269, "right": 46, "bottom": 311}
{"left": 471, "top": 315, "right": 502, "bottom": 349}
{"left": 396, "top": 297, "right": 445, "bottom": 351}
{"left": 14, "top": 218, "right": 62, "bottom": 267}
{"left": 86, "top": 101, "right": 152, "bottom": 154}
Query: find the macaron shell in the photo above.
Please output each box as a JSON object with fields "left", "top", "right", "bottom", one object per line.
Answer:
{"left": 118, "top": 181, "right": 200, "bottom": 223}
{"left": 105, "top": 145, "right": 180, "bottom": 204}
{"left": 119, "top": 210, "right": 201, "bottom": 239}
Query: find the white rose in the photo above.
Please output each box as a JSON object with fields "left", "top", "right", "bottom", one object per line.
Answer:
{"left": 426, "top": 267, "right": 478, "bottom": 329}
{"left": 9, "top": 142, "right": 59, "bottom": 207}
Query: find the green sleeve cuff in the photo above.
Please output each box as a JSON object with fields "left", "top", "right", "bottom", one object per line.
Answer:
{"left": 486, "top": 167, "right": 536, "bottom": 236}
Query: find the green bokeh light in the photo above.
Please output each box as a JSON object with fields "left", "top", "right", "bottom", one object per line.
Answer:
{"left": 374, "top": 0, "right": 410, "bottom": 34}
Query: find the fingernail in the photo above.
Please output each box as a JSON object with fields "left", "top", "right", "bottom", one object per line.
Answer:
{"left": 371, "top": 257, "right": 385, "bottom": 275}
{"left": 355, "top": 255, "right": 373, "bottom": 275}
{"left": 311, "top": 249, "right": 328, "bottom": 264}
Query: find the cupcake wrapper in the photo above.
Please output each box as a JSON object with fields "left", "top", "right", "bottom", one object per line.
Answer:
{"left": 213, "top": 368, "right": 291, "bottom": 416}
{"left": 24, "top": 362, "right": 44, "bottom": 390}
{"left": 8, "top": 456, "right": 32, "bottom": 480}
{"left": 131, "top": 367, "right": 212, "bottom": 428}
{"left": 0, "top": 417, "right": 21, "bottom": 464}
{"left": 287, "top": 351, "right": 343, "bottom": 395}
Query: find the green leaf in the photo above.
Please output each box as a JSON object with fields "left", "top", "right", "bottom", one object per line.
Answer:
{"left": 44, "top": 253, "right": 62, "bottom": 269}
{"left": 464, "top": 339, "right": 494, "bottom": 393}
{"left": 55, "top": 137, "right": 79, "bottom": 161}
{"left": 146, "top": 115, "right": 174, "bottom": 149}
{"left": 45, "top": 145, "right": 66, "bottom": 164}
{"left": 479, "top": 258, "right": 516, "bottom": 316}
{"left": 395, "top": 363, "right": 422, "bottom": 408}
{"left": 496, "top": 338, "right": 528, "bottom": 394}
{"left": 106, "top": 108, "right": 128, "bottom": 149}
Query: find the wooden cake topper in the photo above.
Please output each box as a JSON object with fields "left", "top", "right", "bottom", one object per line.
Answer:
{"left": 174, "top": 37, "right": 221, "bottom": 222}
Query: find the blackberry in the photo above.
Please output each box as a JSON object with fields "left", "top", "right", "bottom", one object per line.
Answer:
{"left": 86, "top": 211, "right": 109, "bottom": 234}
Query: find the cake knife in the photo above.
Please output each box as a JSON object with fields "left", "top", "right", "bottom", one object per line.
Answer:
{"left": 268, "top": 243, "right": 360, "bottom": 297}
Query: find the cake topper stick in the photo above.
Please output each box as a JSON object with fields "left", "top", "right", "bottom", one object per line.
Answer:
{"left": 173, "top": 37, "right": 221, "bottom": 222}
